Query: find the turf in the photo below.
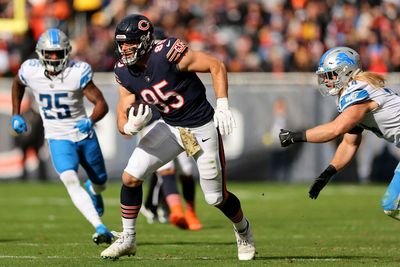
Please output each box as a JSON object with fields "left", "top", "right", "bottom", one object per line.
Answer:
{"left": 0, "top": 181, "right": 399, "bottom": 266}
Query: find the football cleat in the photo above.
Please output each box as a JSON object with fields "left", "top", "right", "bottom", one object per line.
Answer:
{"left": 101, "top": 231, "right": 136, "bottom": 260}
{"left": 169, "top": 212, "right": 188, "bottom": 229}
{"left": 185, "top": 210, "right": 202, "bottom": 231}
{"left": 140, "top": 206, "right": 156, "bottom": 224}
{"left": 85, "top": 180, "right": 104, "bottom": 217}
{"left": 234, "top": 221, "right": 256, "bottom": 260}
{"left": 92, "top": 224, "right": 114, "bottom": 245}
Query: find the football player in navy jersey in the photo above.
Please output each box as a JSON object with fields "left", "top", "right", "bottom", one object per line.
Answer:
{"left": 101, "top": 14, "right": 255, "bottom": 261}
{"left": 139, "top": 28, "right": 202, "bottom": 231}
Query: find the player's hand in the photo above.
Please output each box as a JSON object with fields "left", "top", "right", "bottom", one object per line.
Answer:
{"left": 308, "top": 165, "right": 337, "bottom": 199}
{"left": 11, "top": 115, "right": 27, "bottom": 134}
{"left": 214, "top": 98, "right": 236, "bottom": 135}
{"left": 308, "top": 176, "right": 331, "bottom": 199}
{"left": 74, "top": 118, "right": 93, "bottom": 134}
{"left": 279, "top": 129, "right": 306, "bottom": 147}
{"left": 124, "top": 104, "right": 152, "bottom": 135}
{"left": 279, "top": 129, "right": 295, "bottom": 147}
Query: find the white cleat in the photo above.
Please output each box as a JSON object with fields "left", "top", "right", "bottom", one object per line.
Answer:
{"left": 100, "top": 231, "right": 136, "bottom": 260}
{"left": 234, "top": 222, "right": 256, "bottom": 260}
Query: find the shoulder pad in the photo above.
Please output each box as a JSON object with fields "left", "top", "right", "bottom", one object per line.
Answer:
{"left": 18, "top": 59, "right": 41, "bottom": 86}
{"left": 338, "top": 89, "right": 369, "bottom": 112}
{"left": 71, "top": 60, "right": 93, "bottom": 88}
{"left": 153, "top": 37, "right": 188, "bottom": 64}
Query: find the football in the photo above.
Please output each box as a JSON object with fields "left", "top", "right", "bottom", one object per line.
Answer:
{"left": 126, "top": 100, "right": 147, "bottom": 117}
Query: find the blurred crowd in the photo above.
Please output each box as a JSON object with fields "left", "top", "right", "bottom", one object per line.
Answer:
{"left": 0, "top": 0, "right": 400, "bottom": 76}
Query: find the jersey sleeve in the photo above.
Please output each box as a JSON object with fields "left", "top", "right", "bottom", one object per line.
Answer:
{"left": 18, "top": 59, "right": 38, "bottom": 86}
{"left": 77, "top": 61, "right": 93, "bottom": 89}
{"left": 156, "top": 37, "right": 188, "bottom": 64}
{"left": 338, "top": 81, "right": 370, "bottom": 112}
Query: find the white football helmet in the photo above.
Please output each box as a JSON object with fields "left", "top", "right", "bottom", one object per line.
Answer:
{"left": 316, "top": 47, "right": 361, "bottom": 96}
{"left": 35, "top": 28, "right": 71, "bottom": 73}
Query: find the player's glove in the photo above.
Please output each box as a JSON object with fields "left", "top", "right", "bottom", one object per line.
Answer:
{"left": 309, "top": 164, "right": 337, "bottom": 199}
{"left": 11, "top": 115, "right": 27, "bottom": 134}
{"left": 279, "top": 129, "right": 306, "bottom": 147}
{"left": 74, "top": 118, "right": 93, "bottom": 134}
{"left": 123, "top": 104, "right": 152, "bottom": 135}
{"left": 213, "top": 98, "right": 236, "bottom": 135}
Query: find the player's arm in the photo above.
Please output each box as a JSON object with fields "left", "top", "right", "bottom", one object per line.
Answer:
{"left": 117, "top": 85, "right": 136, "bottom": 135}
{"left": 305, "top": 101, "right": 376, "bottom": 143}
{"left": 279, "top": 100, "right": 377, "bottom": 146}
{"left": 83, "top": 80, "right": 109, "bottom": 123}
{"left": 10, "top": 75, "right": 28, "bottom": 134}
{"left": 308, "top": 132, "right": 362, "bottom": 199}
{"left": 330, "top": 132, "right": 362, "bottom": 172}
{"left": 178, "top": 48, "right": 235, "bottom": 135}
{"left": 11, "top": 75, "right": 26, "bottom": 115}
{"left": 178, "top": 49, "right": 228, "bottom": 99}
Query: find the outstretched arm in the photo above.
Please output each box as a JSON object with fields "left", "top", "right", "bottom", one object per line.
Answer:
{"left": 305, "top": 101, "right": 375, "bottom": 143}
{"left": 280, "top": 100, "right": 377, "bottom": 147}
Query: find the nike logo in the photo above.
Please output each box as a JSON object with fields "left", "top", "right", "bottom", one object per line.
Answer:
{"left": 201, "top": 138, "right": 211, "bottom": 142}
{"left": 166, "top": 40, "right": 171, "bottom": 47}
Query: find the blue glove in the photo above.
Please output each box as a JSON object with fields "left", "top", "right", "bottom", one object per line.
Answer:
{"left": 11, "top": 115, "right": 27, "bottom": 134}
{"left": 75, "top": 118, "right": 93, "bottom": 133}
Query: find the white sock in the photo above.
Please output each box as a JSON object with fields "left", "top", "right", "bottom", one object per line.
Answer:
{"left": 234, "top": 217, "right": 248, "bottom": 233}
{"left": 60, "top": 170, "right": 102, "bottom": 228}
{"left": 122, "top": 218, "right": 136, "bottom": 234}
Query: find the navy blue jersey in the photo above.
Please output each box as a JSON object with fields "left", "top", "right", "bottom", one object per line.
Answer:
{"left": 115, "top": 37, "right": 214, "bottom": 127}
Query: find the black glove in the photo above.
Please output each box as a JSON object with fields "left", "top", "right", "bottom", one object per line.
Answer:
{"left": 309, "top": 165, "right": 337, "bottom": 199}
{"left": 279, "top": 129, "right": 306, "bottom": 147}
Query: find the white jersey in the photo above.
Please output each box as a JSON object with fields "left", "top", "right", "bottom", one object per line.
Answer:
{"left": 18, "top": 59, "right": 92, "bottom": 142}
{"left": 337, "top": 80, "right": 400, "bottom": 147}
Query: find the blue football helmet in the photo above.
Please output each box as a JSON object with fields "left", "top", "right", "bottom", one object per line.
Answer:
{"left": 35, "top": 28, "right": 71, "bottom": 74}
{"left": 316, "top": 47, "right": 361, "bottom": 96}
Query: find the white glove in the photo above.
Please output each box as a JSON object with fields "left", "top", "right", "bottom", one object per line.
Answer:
{"left": 123, "top": 104, "right": 152, "bottom": 135}
{"left": 213, "top": 98, "right": 236, "bottom": 135}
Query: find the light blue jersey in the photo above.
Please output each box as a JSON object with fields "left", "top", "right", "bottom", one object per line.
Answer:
{"left": 337, "top": 80, "right": 400, "bottom": 147}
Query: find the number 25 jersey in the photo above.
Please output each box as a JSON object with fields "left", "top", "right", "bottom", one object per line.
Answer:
{"left": 114, "top": 37, "right": 214, "bottom": 128}
{"left": 18, "top": 59, "right": 92, "bottom": 142}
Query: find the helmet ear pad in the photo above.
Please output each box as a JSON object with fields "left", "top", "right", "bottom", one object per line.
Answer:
{"left": 114, "top": 14, "right": 154, "bottom": 66}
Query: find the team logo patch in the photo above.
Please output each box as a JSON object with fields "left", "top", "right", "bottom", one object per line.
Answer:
{"left": 138, "top": 20, "right": 150, "bottom": 31}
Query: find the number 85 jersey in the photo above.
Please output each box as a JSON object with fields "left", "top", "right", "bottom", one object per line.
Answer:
{"left": 18, "top": 59, "right": 92, "bottom": 142}
{"left": 115, "top": 37, "right": 214, "bottom": 128}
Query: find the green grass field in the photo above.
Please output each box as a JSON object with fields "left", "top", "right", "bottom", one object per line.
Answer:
{"left": 0, "top": 181, "right": 399, "bottom": 266}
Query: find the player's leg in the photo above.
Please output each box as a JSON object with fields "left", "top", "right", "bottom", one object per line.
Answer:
{"left": 157, "top": 162, "right": 188, "bottom": 229}
{"left": 381, "top": 162, "right": 400, "bottom": 219}
{"left": 48, "top": 139, "right": 112, "bottom": 244}
{"left": 79, "top": 131, "right": 107, "bottom": 217}
{"left": 191, "top": 121, "right": 255, "bottom": 260}
{"left": 176, "top": 152, "right": 202, "bottom": 230}
{"left": 141, "top": 173, "right": 159, "bottom": 224}
{"left": 101, "top": 122, "right": 183, "bottom": 259}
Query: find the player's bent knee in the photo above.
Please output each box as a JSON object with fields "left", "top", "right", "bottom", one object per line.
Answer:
{"left": 60, "top": 170, "right": 80, "bottom": 188}
{"left": 122, "top": 171, "right": 142, "bottom": 187}
{"left": 204, "top": 192, "right": 224, "bottom": 206}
